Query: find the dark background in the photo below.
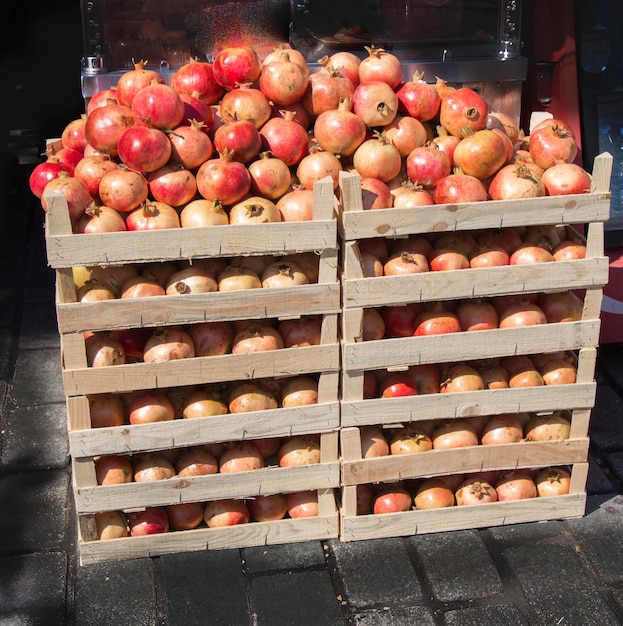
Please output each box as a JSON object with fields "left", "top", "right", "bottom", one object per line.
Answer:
{"left": 4, "top": 0, "right": 85, "bottom": 148}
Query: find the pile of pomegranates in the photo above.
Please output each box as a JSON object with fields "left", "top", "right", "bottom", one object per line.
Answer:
{"left": 360, "top": 464, "right": 572, "bottom": 515}
{"left": 30, "top": 45, "right": 593, "bottom": 233}
{"left": 88, "top": 372, "right": 320, "bottom": 427}
{"left": 96, "top": 488, "right": 321, "bottom": 539}
{"left": 84, "top": 315, "right": 324, "bottom": 367}
{"left": 363, "top": 350, "right": 578, "bottom": 399}
{"left": 358, "top": 223, "right": 586, "bottom": 279}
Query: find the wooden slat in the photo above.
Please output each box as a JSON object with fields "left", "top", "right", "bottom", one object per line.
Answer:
{"left": 57, "top": 283, "right": 341, "bottom": 333}
{"left": 73, "top": 461, "right": 341, "bottom": 513}
{"left": 341, "top": 320, "right": 600, "bottom": 372}
{"left": 68, "top": 403, "right": 340, "bottom": 457}
{"left": 339, "top": 382, "right": 596, "bottom": 427}
{"left": 342, "top": 257, "right": 609, "bottom": 309}
{"left": 340, "top": 438, "right": 588, "bottom": 486}
{"left": 340, "top": 493, "right": 586, "bottom": 542}
{"left": 62, "top": 343, "right": 340, "bottom": 396}
{"left": 78, "top": 508, "right": 339, "bottom": 565}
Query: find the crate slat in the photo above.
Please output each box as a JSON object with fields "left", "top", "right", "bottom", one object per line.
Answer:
{"left": 73, "top": 461, "right": 340, "bottom": 513}
{"left": 62, "top": 343, "right": 340, "bottom": 396}
{"left": 340, "top": 438, "right": 588, "bottom": 486}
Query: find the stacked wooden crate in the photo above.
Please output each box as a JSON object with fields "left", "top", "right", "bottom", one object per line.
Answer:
{"left": 45, "top": 177, "right": 341, "bottom": 565}
{"left": 337, "top": 153, "right": 612, "bottom": 542}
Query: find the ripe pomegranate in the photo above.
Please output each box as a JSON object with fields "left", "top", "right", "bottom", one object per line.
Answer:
{"left": 358, "top": 45, "right": 403, "bottom": 89}
{"left": 312, "top": 97, "right": 367, "bottom": 157}
{"left": 84, "top": 101, "right": 137, "bottom": 157}
{"left": 212, "top": 46, "right": 261, "bottom": 90}
{"left": 439, "top": 87, "right": 488, "bottom": 138}
{"left": 302, "top": 64, "right": 355, "bottom": 117}
{"left": 453, "top": 129, "right": 508, "bottom": 179}
{"left": 396, "top": 71, "right": 441, "bottom": 122}
{"left": 259, "top": 51, "right": 310, "bottom": 105}
{"left": 115, "top": 60, "right": 164, "bottom": 107}
{"left": 131, "top": 83, "right": 185, "bottom": 130}
{"left": 117, "top": 126, "right": 172, "bottom": 173}
{"left": 259, "top": 111, "right": 309, "bottom": 167}
{"left": 170, "top": 58, "right": 225, "bottom": 104}
{"left": 352, "top": 80, "right": 399, "bottom": 128}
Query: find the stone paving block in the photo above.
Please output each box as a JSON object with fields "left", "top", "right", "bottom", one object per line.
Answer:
{"left": 503, "top": 541, "right": 620, "bottom": 625}
{"left": 73, "top": 558, "right": 157, "bottom": 626}
{"left": 0, "top": 552, "right": 67, "bottom": 623}
{"left": 485, "top": 520, "right": 565, "bottom": 545}
{"left": 161, "top": 549, "right": 249, "bottom": 626}
{"left": 603, "top": 451, "right": 623, "bottom": 486}
{"left": 587, "top": 454, "right": 618, "bottom": 494}
{"left": 0, "top": 329, "right": 16, "bottom": 381}
{"left": 565, "top": 494, "right": 623, "bottom": 586}
{"left": 408, "top": 530, "right": 503, "bottom": 602}
{"left": 18, "top": 299, "right": 60, "bottom": 351}
{"left": 328, "top": 538, "right": 423, "bottom": 609}
{"left": 1, "top": 401, "right": 68, "bottom": 470}
{"left": 252, "top": 569, "right": 342, "bottom": 625}
{"left": 10, "top": 348, "right": 64, "bottom": 405}
{"left": 350, "top": 605, "right": 435, "bottom": 625}
{"left": 0, "top": 469, "right": 69, "bottom": 554}
{"left": 242, "top": 540, "right": 326, "bottom": 574}
{"left": 589, "top": 384, "right": 623, "bottom": 452}
{"left": 443, "top": 604, "right": 528, "bottom": 625}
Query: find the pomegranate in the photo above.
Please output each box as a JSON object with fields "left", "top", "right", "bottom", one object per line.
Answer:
{"left": 132, "top": 83, "right": 185, "bottom": 130}
{"left": 312, "top": 97, "right": 367, "bottom": 157}
{"left": 219, "top": 84, "right": 272, "bottom": 128}
{"left": 389, "top": 426, "right": 433, "bottom": 454}
{"left": 414, "top": 478, "right": 455, "bottom": 509}
{"left": 196, "top": 150, "right": 251, "bottom": 205}
{"left": 248, "top": 151, "right": 292, "bottom": 199}
{"left": 148, "top": 163, "right": 197, "bottom": 207}
{"left": 405, "top": 145, "right": 451, "bottom": 188}
{"left": 229, "top": 196, "right": 281, "bottom": 224}
{"left": 439, "top": 87, "right": 488, "bottom": 138}
{"left": 41, "top": 172, "right": 91, "bottom": 222}
{"left": 98, "top": 166, "right": 149, "bottom": 213}
{"left": 452, "top": 129, "right": 508, "bottom": 180}
{"left": 73, "top": 154, "right": 118, "bottom": 200}
{"left": 488, "top": 164, "right": 545, "bottom": 200}
{"left": 28, "top": 157, "right": 74, "bottom": 199}
{"left": 126, "top": 200, "right": 181, "bottom": 231}
{"left": 171, "top": 58, "right": 225, "bottom": 104}
{"left": 541, "top": 163, "right": 592, "bottom": 195}
{"left": 180, "top": 198, "right": 229, "bottom": 227}
{"left": 351, "top": 80, "right": 398, "bottom": 128}
{"left": 323, "top": 51, "right": 361, "bottom": 87}
{"left": 259, "top": 111, "right": 309, "bottom": 167}
{"left": 117, "top": 126, "right": 171, "bottom": 173}
{"left": 433, "top": 171, "right": 488, "bottom": 204}
{"left": 529, "top": 123, "right": 578, "bottom": 169}
{"left": 352, "top": 132, "right": 402, "bottom": 183}
{"left": 115, "top": 60, "right": 164, "bottom": 107}
{"left": 302, "top": 64, "right": 355, "bottom": 117}
{"left": 228, "top": 382, "right": 278, "bottom": 413}
{"left": 358, "top": 45, "right": 403, "bottom": 89}
{"left": 76, "top": 204, "right": 127, "bottom": 234}
{"left": 142, "top": 327, "right": 195, "bottom": 362}
{"left": 204, "top": 499, "right": 250, "bottom": 527}
{"left": 212, "top": 46, "right": 261, "bottom": 90}
{"left": 213, "top": 119, "right": 261, "bottom": 164}
{"left": 128, "top": 389, "right": 175, "bottom": 424}
{"left": 85, "top": 101, "right": 137, "bottom": 157}
{"left": 219, "top": 441, "right": 264, "bottom": 473}
{"left": 396, "top": 71, "right": 441, "bottom": 122}
{"left": 259, "top": 51, "right": 309, "bottom": 105}
{"left": 276, "top": 187, "right": 315, "bottom": 221}
{"left": 296, "top": 149, "right": 342, "bottom": 190}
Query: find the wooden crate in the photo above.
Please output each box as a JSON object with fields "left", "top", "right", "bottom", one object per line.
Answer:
{"left": 77, "top": 488, "right": 339, "bottom": 565}
{"left": 339, "top": 465, "right": 587, "bottom": 542}
{"left": 336, "top": 154, "right": 611, "bottom": 538}
{"left": 43, "top": 176, "right": 343, "bottom": 562}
